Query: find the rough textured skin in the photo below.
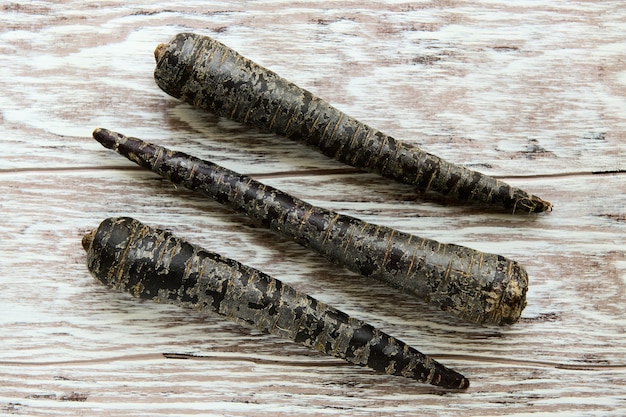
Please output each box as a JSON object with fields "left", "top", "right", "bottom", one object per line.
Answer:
{"left": 93, "top": 129, "right": 528, "bottom": 325}
{"left": 153, "top": 32, "right": 552, "bottom": 214}
{"left": 83, "top": 217, "right": 469, "bottom": 389}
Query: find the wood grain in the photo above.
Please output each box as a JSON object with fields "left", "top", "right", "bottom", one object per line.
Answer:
{"left": 1, "top": 1, "right": 625, "bottom": 416}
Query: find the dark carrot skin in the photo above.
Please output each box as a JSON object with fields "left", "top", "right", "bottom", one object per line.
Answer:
{"left": 83, "top": 217, "right": 469, "bottom": 389}
{"left": 153, "top": 32, "right": 552, "bottom": 214}
{"left": 93, "top": 128, "right": 528, "bottom": 325}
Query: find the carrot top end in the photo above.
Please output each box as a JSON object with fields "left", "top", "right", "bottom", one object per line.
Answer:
{"left": 82, "top": 230, "right": 96, "bottom": 252}
{"left": 154, "top": 43, "right": 167, "bottom": 62}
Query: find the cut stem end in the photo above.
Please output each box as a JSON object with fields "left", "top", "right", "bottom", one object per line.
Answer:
{"left": 82, "top": 230, "right": 96, "bottom": 252}
{"left": 154, "top": 43, "right": 167, "bottom": 62}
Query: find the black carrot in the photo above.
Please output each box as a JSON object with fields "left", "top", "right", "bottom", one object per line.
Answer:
{"left": 153, "top": 32, "right": 552, "bottom": 214}
{"left": 83, "top": 217, "right": 470, "bottom": 389}
{"left": 93, "top": 128, "right": 528, "bottom": 325}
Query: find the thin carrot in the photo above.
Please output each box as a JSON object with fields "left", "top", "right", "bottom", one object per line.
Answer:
{"left": 83, "top": 217, "right": 470, "bottom": 389}
{"left": 92, "top": 128, "right": 529, "bottom": 325}
{"left": 153, "top": 32, "right": 552, "bottom": 214}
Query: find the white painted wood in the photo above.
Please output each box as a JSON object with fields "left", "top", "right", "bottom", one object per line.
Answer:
{"left": 1, "top": 1, "right": 625, "bottom": 415}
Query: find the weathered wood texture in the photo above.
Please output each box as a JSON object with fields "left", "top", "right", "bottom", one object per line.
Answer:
{"left": 1, "top": 1, "right": 625, "bottom": 416}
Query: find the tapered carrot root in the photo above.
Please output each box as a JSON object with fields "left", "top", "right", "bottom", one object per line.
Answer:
{"left": 93, "top": 128, "right": 528, "bottom": 325}
{"left": 83, "top": 217, "right": 469, "bottom": 389}
{"left": 153, "top": 32, "right": 552, "bottom": 214}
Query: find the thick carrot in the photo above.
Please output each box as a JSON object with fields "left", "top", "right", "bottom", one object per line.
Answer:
{"left": 83, "top": 217, "right": 469, "bottom": 389}
{"left": 93, "top": 128, "right": 528, "bottom": 325}
{"left": 153, "top": 32, "right": 552, "bottom": 214}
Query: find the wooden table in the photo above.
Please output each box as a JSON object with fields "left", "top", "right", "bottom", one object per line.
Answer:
{"left": 2, "top": 2, "right": 625, "bottom": 415}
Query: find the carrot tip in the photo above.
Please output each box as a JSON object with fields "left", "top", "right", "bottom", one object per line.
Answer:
{"left": 92, "top": 128, "right": 118, "bottom": 150}
{"left": 513, "top": 195, "right": 553, "bottom": 214}
{"left": 541, "top": 200, "right": 554, "bottom": 213}
{"left": 459, "top": 377, "right": 470, "bottom": 390}
{"left": 532, "top": 198, "right": 553, "bottom": 214}
{"left": 434, "top": 368, "right": 470, "bottom": 390}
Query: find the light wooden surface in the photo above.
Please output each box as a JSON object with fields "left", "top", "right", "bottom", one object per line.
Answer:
{"left": 1, "top": 1, "right": 625, "bottom": 416}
